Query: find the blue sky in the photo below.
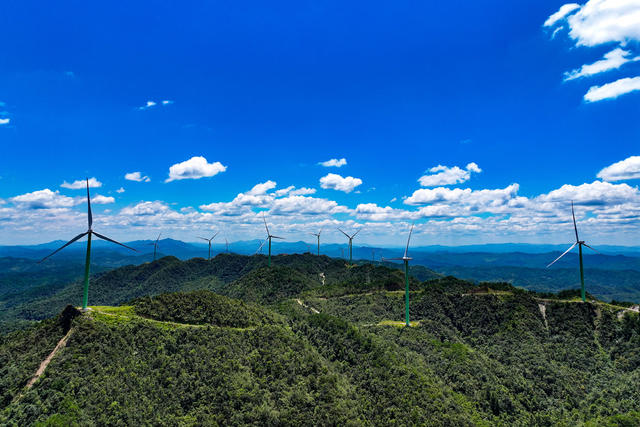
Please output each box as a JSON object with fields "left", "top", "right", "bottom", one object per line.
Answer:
{"left": 1, "top": 0, "right": 639, "bottom": 245}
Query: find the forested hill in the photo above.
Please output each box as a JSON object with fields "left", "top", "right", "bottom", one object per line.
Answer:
{"left": 1, "top": 257, "right": 640, "bottom": 424}
{"left": 0, "top": 253, "right": 440, "bottom": 331}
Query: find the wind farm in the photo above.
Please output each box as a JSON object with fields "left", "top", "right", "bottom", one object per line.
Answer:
{"left": 2, "top": 0, "right": 640, "bottom": 424}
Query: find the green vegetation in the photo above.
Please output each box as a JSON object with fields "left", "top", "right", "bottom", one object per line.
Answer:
{"left": 1, "top": 255, "right": 640, "bottom": 425}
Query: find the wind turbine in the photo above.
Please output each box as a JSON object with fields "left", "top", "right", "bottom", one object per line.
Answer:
{"left": 338, "top": 228, "right": 362, "bottom": 265}
{"left": 39, "top": 178, "right": 136, "bottom": 310}
{"left": 311, "top": 229, "right": 322, "bottom": 256}
{"left": 149, "top": 233, "right": 161, "bottom": 261}
{"left": 382, "top": 224, "right": 414, "bottom": 326}
{"left": 263, "top": 214, "right": 283, "bottom": 267}
{"left": 225, "top": 238, "right": 230, "bottom": 253}
{"left": 198, "top": 232, "right": 219, "bottom": 260}
{"left": 546, "top": 202, "right": 599, "bottom": 302}
{"left": 255, "top": 239, "right": 265, "bottom": 254}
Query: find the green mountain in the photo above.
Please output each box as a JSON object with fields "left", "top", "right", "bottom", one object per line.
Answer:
{"left": 1, "top": 255, "right": 640, "bottom": 425}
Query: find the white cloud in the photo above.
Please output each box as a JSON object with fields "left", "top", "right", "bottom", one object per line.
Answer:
{"left": 566, "top": 0, "right": 640, "bottom": 47}
{"left": 405, "top": 184, "right": 521, "bottom": 212}
{"left": 319, "top": 173, "right": 362, "bottom": 193}
{"left": 246, "top": 180, "right": 277, "bottom": 196}
{"left": 564, "top": 48, "right": 640, "bottom": 81}
{"left": 584, "top": 76, "right": 640, "bottom": 102}
{"left": 319, "top": 158, "right": 347, "bottom": 167}
{"left": 116, "top": 187, "right": 125, "bottom": 193}
{"left": 125, "top": 171, "right": 151, "bottom": 182}
{"left": 597, "top": 156, "right": 640, "bottom": 181}
{"left": 290, "top": 187, "right": 316, "bottom": 196}
{"left": 536, "top": 180, "right": 639, "bottom": 206}
{"left": 546, "top": 0, "right": 640, "bottom": 102}
{"left": 165, "top": 156, "right": 227, "bottom": 182}
{"left": 418, "top": 162, "right": 482, "bottom": 187}
{"left": 0, "top": 118, "right": 9, "bottom": 125}
{"left": 271, "top": 196, "right": 346, "bottom": 216}
{"left": 355, "top": 203, "right": 413, "bottom": 221}
{"left": 121, "top": 201, "right": 170, "bottom": 216}
{"left": 11, "top": 189, "right": 77, "bottom": 209}
{"left": 544, "top": 3, "right": 580, "bottom": 27}
{"left": 91, "top": 195, "right": 115, "bottom": 204}
{"left": 139, "top": 101, "right": 157, "bottom": 110}
{"left": 139, "top": 100, "right": 173, "bottom": 110}
{"left": 60, "top": 177, "right": 102, "bottom": 189}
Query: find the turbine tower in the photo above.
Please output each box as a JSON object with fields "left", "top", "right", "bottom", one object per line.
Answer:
{"left": 338, "top": 228, "right": 362, "bottom": 265}
{"left": 225, "top": 238, "right": 230, "bottom": 253}
{"left": 382, "top": 224, "right": 414, "bottom": 326}
{"left": 310, "top": 229, "right": 322, "bottom": 256}
{"left": 39, "top": 178, "right": 136, "bottom": 310}
{"left": 149, "top": 233, "right": 161, "bottom": 261}
{"left": 546, "top": 202, "right": 599, "bottom": 302}
{"left": 263, "top": 214, "right": 283, "bottom": 267}
{"left": 198, "top": 232, "right": 219, "bottom": 260}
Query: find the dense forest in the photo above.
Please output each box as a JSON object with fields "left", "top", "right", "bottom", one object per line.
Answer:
{"left": 1, "top": 254, "right": 640, "bottom": 425}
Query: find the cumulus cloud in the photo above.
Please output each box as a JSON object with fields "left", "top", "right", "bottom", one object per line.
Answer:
{"left": 116, "top": 187, "right": 125, "bottom": 193}
{"left": 61, "top": 177, "right": 102, "bottom": 189}
{"left": 125, "top": 172, "right": 151, "bottom": 182}
{"left": 564, "top": 48, "right": 640, "bottom": 81}
{"left": 165, "top": 156, "right": 227, "bottom": 182}
{"left": 319, "top": 173, "right": 362, "bottom": 193}
{"left": 290, "top": 187, "right": 316, "bottom": 196}
{"left": 121, "top": 201, "right": 171, "bottom": 216}
{"left": 319, "top": 158, "right": 347, "bottom": 167}
{"left": 91, "top": 195, "right": 115, "bottom": 204}
{"left": 536, "top": 181, "right": 639, "bottom": 206}
{"left": 0, "top": 118, "right": 9, "bottom": 125}
{"left": 565, "top": 0, "right": 640, "bottom": 47}
{"left": 246, "top": 180, "right": 277, "bottom": 196}
{"left": 597, "top": 156, "right": 640, "bottom": 181}
{"left": 584, "top": 76, "right": 640, "bottom": 102}
{"left": 546, "top": 0, "right": 640, "bottom": 102}
{"left": 271, "top": 196, "right": 347, "bottom": 216}
{"left": 418, "top": 162, "right": 482, "bottom": 187}
{"left": 404, "top": 184, "right": 522, "bottom": 216}
{"left": 544, "top": 3, "right": 580, "bottom": 27}
{"left": 11, "top": 189, "right": 78, "bottom": 209}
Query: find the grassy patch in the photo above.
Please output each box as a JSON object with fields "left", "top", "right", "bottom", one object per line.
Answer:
{"left": 378, "top": 319, "right": 421, "bottom": 328}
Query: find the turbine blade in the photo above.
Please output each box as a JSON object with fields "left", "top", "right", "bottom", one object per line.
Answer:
{"left": 582, "top": 243, "right": 600, "bottom": 254}
{"left": 212, "top": 231, "right": 219, "bottom": 240}
{"left": 546, "top": 242, "right": 577, "bottom": 268}
{"left": 263, "top": 213, "right": 270, "bottom": 235}
{"left": 92, "top": 231, "right": 137, "bottom": 251}
{"left": 271, "top": 236, "right": 284, "bottom": 239}
{"left": 198, "top": 237, "right": 209, "bottom": 241}
{"left": 39, "top": 232, "right": 89, "bottom": 263}
{"left": 352, "top": 228, "right": 362, "bottom": 238}
{"left": 571, "top": 201, "right": 579, "bottom": 242}
{"left": 86, "top": 178, "right": 93, "bottom": 229}
{"left": 404, "top": 223, "right": 414, "bottom": 258}
{"left": 338, "top": 228, "right": 350, "bottom": 238}
{"left": 382, "top": 257, "right": 404, "bottom": 261}
{"left": 156, "top": 233, "right": 161, "bottom": 243}
{"left": 255, "top": 240, "right": 265, "bottom": 254}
